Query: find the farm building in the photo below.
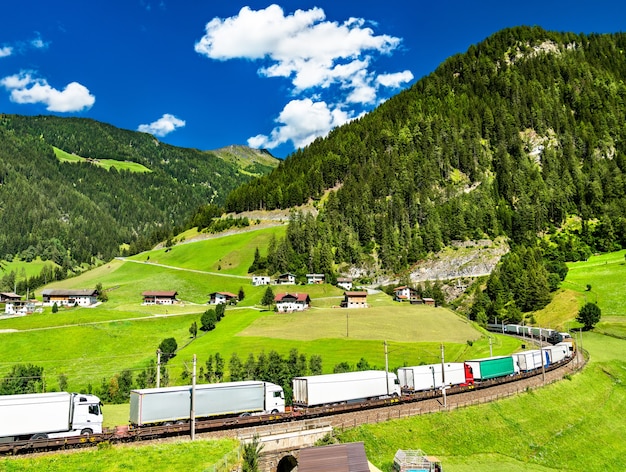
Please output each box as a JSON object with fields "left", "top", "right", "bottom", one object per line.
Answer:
{"left": 274, "top": 293, "right": 311, "bottom": 312}
{"left": 0, "top": 292, "right": 21, "bottom": 302}
{"left": 423, "top": 297, "right": 436, "bottom": 306}
{"left": 276, "top": 273, "right": 296, "bottom": 285}
{"left": 142, "top": 291, "right": 178, "bottom": 305}
{"left": 336, "top": 277, "right": 353, "bottom": 290}
{"left": 252, "top": 275, "right": 270, "bottom": 286}
{"left": 306, "top": 273, "right": 325, "bottom": 284}
{"left": 298, "top": 442, "right": 371, "bottom": 472}
{"left": 5, "top": 299, "right": 36, "bottom": 315}
{"left": 42, "top": 289, "right": 99, "bottom": 307}
{"left": 341, "top": 291, "right": 368, "bottom": 309}
{"left": 393, "top": 286, "right": 419, "bottom": 302}
{"left": 209, "top": 291, "right": 238, "bottom": 305}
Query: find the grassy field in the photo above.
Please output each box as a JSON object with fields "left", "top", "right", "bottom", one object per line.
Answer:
{"left": 1, "top": 257, "right": 58, "bottom": 279}
{"left": 0, "top": 225, "right": 517, "bottom": 394}
{"left": 53, "top": 146, "right": 151, "bottom": 173}
{"left": 335, "top": 249, "right": 626, "bottom": 471}
{"left": 1, "top": 232, "right": 625, "bottom": 470}
{"left": 0, "top": 437, "right": 240, "bottom": 471}
{"left": 337, "top": 332, "right": 626, "bottom": 471}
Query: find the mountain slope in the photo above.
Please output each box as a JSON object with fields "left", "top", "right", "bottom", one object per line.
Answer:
{"left": 226, "top": 27, "right": 626, "bottom": 275}
{"left": 0, "top": 115, "right": 278, "bottom": 264}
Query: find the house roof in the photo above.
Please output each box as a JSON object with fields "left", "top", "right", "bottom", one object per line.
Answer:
{"left": 142, "top": 291, "right": 178, "bottom": 297}
{"left": 393, "top": 286, "right": 408, "bottom": 291}
{"left": 298, "top": 442, "right": 370, "bottom": 472}
{"left": 306, "top": 273, "right": 325, "bottom": 277}
{"left": 42, "top": 289, "right": 98, "bottom": 297}
{"left": 278, "top": 273, "right": 296, "bottom": 277}
{"left": 275, "top": 292, "right": 310, "bottom": 302}
{"left": 337, "top": 277, "right": 353, "bottom": 282}
{"left": 210, "top": 291, "right": 237, "bottom": 298}
{"left": 344, "top": 291, "right": 367, "bottom": 297}
{"left": 0, "top": 292, "right": 21, "bottom": 299}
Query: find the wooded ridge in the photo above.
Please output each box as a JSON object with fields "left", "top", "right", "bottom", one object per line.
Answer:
{"left": 0, "top": 115, "right": 278, "bottom": 266}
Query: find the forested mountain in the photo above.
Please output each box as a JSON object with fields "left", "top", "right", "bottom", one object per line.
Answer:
{"left": 226, "top": 27, "right": 626, "bottom": 320}
{"left": 0, "top": 115, "right": 278, "bottom": 265}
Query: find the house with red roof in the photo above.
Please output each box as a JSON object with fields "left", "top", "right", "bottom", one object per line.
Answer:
{"left": 274, "top": 293, "right": 311, "bottom": 312}
{"left": 209, "top": 291, "right": 238, "bottom": 305}
{"left": 142, "top": 291, "right": 178, "bottom": 305}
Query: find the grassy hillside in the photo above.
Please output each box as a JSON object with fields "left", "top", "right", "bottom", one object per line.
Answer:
{"left": 337, "top": 249, "right": 626, "bottom": 471}
{"left": 0, "top": 226, "right": 512, "bottom": 394}
{"left": 0, "top": 437, "right": 240, "bottom": 472}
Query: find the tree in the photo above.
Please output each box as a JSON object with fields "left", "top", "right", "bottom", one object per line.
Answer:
{"left": 238, "top": 286, "right": 245, "bottom": 302}
{"left": 261, "top": 286, "right": 275, "bottom": 310}
{"left": 52, "top": 302, "right": 59, "bottom": 313}
{"left": 58, "top": 373, "right": 68, "bottom": 391}
{"left": 189, "top": 321, "right": 198, "bottom": 338}
{"left": 0, "top": 364, "right": 44, "bottom": 395}
{"left": 242, "top": 435, "right": 263, "bottom": 472}
{"left": 158, "top": 337, "right": 178, "bottom": 363}
{"left": 309, "top": 355, "right": 322, "bottom": 375}
{"left": 215, "top": 303, "right": 225, "bottom": 320}
{"left": 577, "top": 302, "right": 601, "bottom": 330}
{"left": 215, "top": 353, "right": 224, "bottom": 382}
{"left": 229, "top": 353, "right": 243, "bottom": 381}
{"left": 201, "top": 308, "right": 217, "bottom": 331}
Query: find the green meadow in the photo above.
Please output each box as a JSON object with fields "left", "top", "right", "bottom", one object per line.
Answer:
{"left": 1, "top": 231, "right": 625, "bottom": 470}
{"left": 0, "top": 225, "right": 512, "bottom": 394}
{"left": 53, "top": 146, "right": 151, "bottom": 173}
{"left": 0, "top": 437, "right": 240, "bottom": 472}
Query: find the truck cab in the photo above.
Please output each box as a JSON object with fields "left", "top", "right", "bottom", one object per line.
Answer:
{"left": 264, "top": 382, "right": 285, "bottom": 414}
{"left": 70, "top": 393, "right": 103, "bottom": 435}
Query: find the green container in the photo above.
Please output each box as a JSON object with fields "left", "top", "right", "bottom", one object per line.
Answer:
{"left": 466, "top": 356, "right": 515, "bottom": 380}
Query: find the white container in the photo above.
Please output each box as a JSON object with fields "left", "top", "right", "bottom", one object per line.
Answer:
{"left": 0, "top": 392, "right": 102, "bottom": 441}
{"left": 397, "top": 363, "right": 467, "bottom": 392}
{"left": 514, "top": 350, "right": 548, "bottom": 371}
{"left": 292, "top": 370, "right": 400, "bottom": 407}
{"left": 130, "top": 380, "right": 284, "bottom": 426}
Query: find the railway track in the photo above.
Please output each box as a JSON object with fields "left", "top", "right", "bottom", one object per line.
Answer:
{"left": 0, "top": 352, "right": 581, "bottom": 456}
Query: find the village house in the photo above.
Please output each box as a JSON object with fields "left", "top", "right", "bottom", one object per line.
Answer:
{"left": 393, "top": 286, "right": 419, "bottom": 302}
{"left": 5, "top": 299, "right": 36, "bottom": 315}
{"left": 276, "top": 273, "right": 296, "bottom": 285}
{"left": 336, "top": 277, "right": 353, "bottom": 291}
{"left": 423, "top": 297, "right": 436, "bottom": 306}
{"left": 252, "top": 275, "right": 270, "bottom": 286}
{"left": 0, "top": 292, "right": 21, "bottom": 303}
{"left": 306, "top": 273, "right": 325, "bottom": 284}
{"left": 341, "top": 291, "right": 368, "bottom": 309}
{"left": 142, "top": 291, "right": 178, "bottom": 305}
{"left": 209, "top": 291, "right": 238, "bottom": 305}
{"left": 274, "top": 293, "right": 311, "bottom": 312}
{"left": 41, "top": 289, "right": 99, "bottom": 307}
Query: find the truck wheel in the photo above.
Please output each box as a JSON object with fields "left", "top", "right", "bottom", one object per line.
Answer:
{"left": 32, "top": 433, "right": 48, "bottom": 440}
{"left": 271, "top": 409, "right": 279, "bottom": 414}
{"left": 81, "top": 428, "right": 93, "bottom": 436}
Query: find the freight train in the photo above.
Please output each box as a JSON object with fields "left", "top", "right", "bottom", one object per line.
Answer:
{"left": 0, "top": 336, "right": 575, "bottom": 450}
{"left": 486, "top": 323, "right": 571, "bottom": 345}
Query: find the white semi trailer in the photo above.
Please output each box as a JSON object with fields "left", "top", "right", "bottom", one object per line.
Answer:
{"left": 129, "top": 380, "right": 284, "bottom": 426}
{"left": 397, "top": 362, "right": 471, "bottom": 392}
{"left": 0, "top": 392, "right": 103, "bottom": 442}
{"left": 292, "top": 370, "right": 401, "bottom": 408}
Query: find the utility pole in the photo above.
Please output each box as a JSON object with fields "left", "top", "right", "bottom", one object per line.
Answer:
{"left": 191, "top": 354, "right": 196, "bottom": 440}
{"left": 384, "top": 340, "right": 389, "bottom": 396}
{"left": 156, "top": 349, "right": 161, "bottom": 388}
{"left": 346, "top": 312, "right": 348, "bottom": 338}
{"left": 440, "top": 343, "right": 446, "bottom": 386}
{"left": 539, "top": 328, "right": 546, "bottom": 384}
{"left": 489, "top": 337, "right": 493, "bottom": 357}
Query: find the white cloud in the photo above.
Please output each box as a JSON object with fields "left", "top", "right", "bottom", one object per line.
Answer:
{"left": 0, "top": 72, "right": 95, "bottom": 112}
{"left": 376, "top": 70, "right": 414, "bottom": 88}
{"left": 138, "top": 114, "right": 186, "bottom": 137}
{"left": 0, "top": 46, "right": 12, "bottom": 58}
{"left": 195, "top": 5, "right": 412, "bottom": 151}
{"left": 248, "top": 98, "right": 351, "bottom": 150}
{"left": 30, "top": 33, "right": 49, "bottom": 50}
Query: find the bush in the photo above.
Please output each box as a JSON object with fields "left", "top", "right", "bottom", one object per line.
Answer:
{"left": 158, "top": 337, "right": 178, "bottom": 363}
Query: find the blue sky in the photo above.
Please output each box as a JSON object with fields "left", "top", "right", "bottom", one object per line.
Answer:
{"left": 1, "top": 1, "right": 625, "bottom": 158}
